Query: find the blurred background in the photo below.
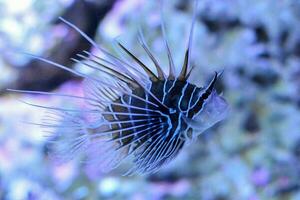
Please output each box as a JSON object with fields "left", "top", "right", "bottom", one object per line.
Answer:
{"left": 1, "top": 0, "right": 300, "bottom": 199}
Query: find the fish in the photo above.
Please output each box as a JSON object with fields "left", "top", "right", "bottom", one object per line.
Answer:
{"left": 10, "top": 1, "right": 229, "bottom": 175}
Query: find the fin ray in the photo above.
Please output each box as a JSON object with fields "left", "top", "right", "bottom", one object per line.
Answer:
{"left": 117, "top": 42, "right": 159, "bottom": 81}
{"left": 178, "top": 0, "right": 198, "bottom": 80}
{"left": 138, "top": 29, "right": 166, "bottom": 80}
{"left": 159, "top": 2, "right": 175, "bottom": 79}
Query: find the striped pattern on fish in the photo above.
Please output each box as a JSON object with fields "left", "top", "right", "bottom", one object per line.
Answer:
{"left": 10, "top": 1, "right": 229, "bottom": 175}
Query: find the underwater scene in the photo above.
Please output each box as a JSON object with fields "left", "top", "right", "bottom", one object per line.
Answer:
{"left": 1, "top": 0, "right": 300, "bottom": 199}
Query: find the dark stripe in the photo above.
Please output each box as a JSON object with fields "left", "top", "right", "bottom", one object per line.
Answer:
{"left": 179, "top": 83, "right": 196, "bottom": 112}
{"left": 187, "top": 72, "right": 218, "bottom": 118}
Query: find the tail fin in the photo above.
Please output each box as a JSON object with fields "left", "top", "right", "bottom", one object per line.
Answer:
{"left": 44, "top": 111, "right": 91, "bottom": 164}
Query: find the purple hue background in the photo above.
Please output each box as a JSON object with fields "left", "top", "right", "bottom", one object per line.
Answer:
{"left": 1, "top": 0, "right": 300, "bottom": 199}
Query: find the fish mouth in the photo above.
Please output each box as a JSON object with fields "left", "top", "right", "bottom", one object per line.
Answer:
{"left": 182, "top": 105, "right": 229, "bottom": 134}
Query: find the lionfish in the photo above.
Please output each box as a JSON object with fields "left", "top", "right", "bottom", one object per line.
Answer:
{"left": 11, "top": 2, "right": 229, "bottom": 175}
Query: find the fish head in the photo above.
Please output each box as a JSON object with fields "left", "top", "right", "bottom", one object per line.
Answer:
{"left": 185, "top": 90, "right": 229, "bottom": 135}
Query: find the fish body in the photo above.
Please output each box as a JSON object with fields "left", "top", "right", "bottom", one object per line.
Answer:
{"left": 82, "top": 67, "right": 227, "bottom": 174}
{"left": 103, "top": 79, "right": 196, "bottom": 173}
